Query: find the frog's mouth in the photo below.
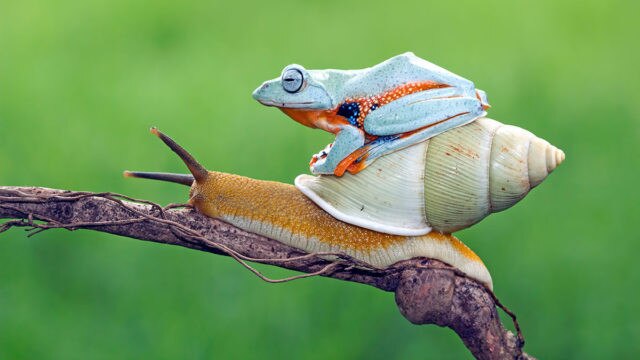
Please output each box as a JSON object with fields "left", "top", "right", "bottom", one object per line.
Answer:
{"left": 257, "top": 100, "right": 318, "bottom": 108}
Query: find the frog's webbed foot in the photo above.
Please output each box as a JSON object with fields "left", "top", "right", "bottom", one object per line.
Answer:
{"left": 309, "top": 126, "right": 364, "bottom": 175}
{"left": 310, "top": 156, "right": 335, "bottom": 175}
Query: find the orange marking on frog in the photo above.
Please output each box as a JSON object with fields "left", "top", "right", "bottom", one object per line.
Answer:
{"left": 279, "top": 108, "right": 349, "bottom": 134}
{"left": 347, "top": 81, "right": 449, "bottom": 128}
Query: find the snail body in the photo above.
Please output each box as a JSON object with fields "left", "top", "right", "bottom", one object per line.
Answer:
{"left": 295, "top": 117, "right": 565, "bottom": 235}
{"left": 194, "top": 171, "right": 490, "bottom": 286}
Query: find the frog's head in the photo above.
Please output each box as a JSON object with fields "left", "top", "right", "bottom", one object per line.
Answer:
{"left": 252, "top": 64, "right": 334, "bottom": 110}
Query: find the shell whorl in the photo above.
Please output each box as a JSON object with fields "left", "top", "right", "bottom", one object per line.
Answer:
{"left": 423, "top": 118, "right": 564, "bottom": 232}
{"left": 295, "top": 117, "right": 564, "bottom": 235}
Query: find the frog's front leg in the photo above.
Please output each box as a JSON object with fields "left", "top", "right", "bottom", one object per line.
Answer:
{"left": 310, "top": 125, "right": 364, "bottom": 175}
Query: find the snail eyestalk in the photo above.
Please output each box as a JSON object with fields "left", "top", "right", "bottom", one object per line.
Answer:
{"left": 123, "top": 171, "right": 194, "bottom": 186}
{"left": 149, "top": 127, "right": 209, "bottom": 183}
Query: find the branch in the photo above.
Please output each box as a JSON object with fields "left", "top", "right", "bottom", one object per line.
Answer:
{"left": 0, "top": 186, "right": 533, "bottom": 360}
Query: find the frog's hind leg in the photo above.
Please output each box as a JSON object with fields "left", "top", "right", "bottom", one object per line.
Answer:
{"left": 363, "top": 88, "right": 485, "bottom": 136}
{"left": 339, "top": 110, "right": 483, "bottom": 175}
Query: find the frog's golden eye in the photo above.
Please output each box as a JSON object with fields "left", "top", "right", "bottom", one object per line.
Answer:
{"left": 282, "top": 68, "right": 304, "bottom": 93}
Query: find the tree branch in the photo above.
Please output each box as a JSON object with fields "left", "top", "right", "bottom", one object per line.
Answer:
{"left": 0, "top": 186, "right": 533, "bottom": 360}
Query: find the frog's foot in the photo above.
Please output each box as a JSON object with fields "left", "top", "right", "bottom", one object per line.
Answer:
{"left": 309, "top": 143, "right": 333, "bottom": 173}
{"left": 310, "top": 143, "right": 332, "bottom": 166}
{"left": 310, "top": 156, "right": 336, "bottom": 174}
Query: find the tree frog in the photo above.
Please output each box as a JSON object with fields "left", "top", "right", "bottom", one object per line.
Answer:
{"left": 252, "top": 52, "right": 490, "bottom": 176}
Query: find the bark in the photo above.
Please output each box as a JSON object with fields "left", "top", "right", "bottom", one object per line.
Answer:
{"left": 0, "top": 186, "right": 533, "bottom": 360}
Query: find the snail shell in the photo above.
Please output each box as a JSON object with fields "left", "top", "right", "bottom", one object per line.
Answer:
{"left": 295, "top": 117, "right": 565, "bottom": 235}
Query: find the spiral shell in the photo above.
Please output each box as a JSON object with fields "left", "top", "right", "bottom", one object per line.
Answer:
{"left": 295, "top": 117, "right": 565, "bottom": 235}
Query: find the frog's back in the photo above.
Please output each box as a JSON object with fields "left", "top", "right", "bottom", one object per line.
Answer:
{"left": 342, "top": 52, "right": 477, "bottom": 99}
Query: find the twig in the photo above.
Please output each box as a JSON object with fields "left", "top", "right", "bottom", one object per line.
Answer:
{"left": 0, "top": 186, "right": 534, "bottom": 360}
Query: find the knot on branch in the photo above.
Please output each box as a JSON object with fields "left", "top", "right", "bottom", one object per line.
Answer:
{"left": 396, "top": 265, "right": 456, "bottom": 326}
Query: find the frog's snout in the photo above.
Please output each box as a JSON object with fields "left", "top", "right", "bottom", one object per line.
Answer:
{"left": 252, "top": 77, "right": 333, "bottom": 109}
{"left": 252, "top": 82, "right": 271, "bottom": 103}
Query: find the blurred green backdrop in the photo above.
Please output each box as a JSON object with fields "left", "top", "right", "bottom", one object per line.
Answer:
{"left": 1, "top": 0, "right": 638, "bottom": 358}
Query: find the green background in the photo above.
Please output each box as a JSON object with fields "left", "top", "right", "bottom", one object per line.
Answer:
{"left": 1, "top": 0, "right": 638, "bottom": 358}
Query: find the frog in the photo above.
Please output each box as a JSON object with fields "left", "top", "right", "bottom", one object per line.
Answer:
{"left": 252, "top": 52, "right": 490, "bottom": 176}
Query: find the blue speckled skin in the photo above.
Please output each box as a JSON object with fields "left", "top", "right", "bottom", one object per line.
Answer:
{"left": 253, "top": 52, "right": 489, "bottom": 175}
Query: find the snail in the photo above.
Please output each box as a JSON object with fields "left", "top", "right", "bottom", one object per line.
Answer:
{"left": 125, "top": 129, "right": 494, "bottom": 289}
{"left": 124, "top": 54, "right": 565, "bottom": 290}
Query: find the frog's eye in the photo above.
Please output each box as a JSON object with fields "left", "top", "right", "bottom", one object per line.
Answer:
{"left": 281, "top": 68, "right": 305, "bottom": 93}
